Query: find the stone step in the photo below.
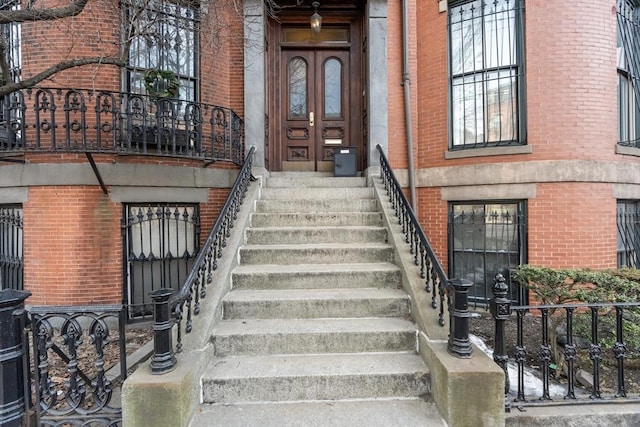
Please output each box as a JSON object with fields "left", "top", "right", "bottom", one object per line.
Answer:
{"left": 201, "top": 352, "right": 429, "bottom": 403}
{"left": 256, "top": 198, "right": 378, "bottom": 213}
{"left": 231, "top": 263, "right": 402, "bottom": 290}
{"left": 211, "top": 318, "right": 417, "bottom": 356}
{"left": 238, "top": 243, "right": 394, "bottom": 265}
{"left": 190, "top": 399, "right": 448, "bottom": 427}
{"left": 260, "top": 187, "right": 374, "bottom": 200}
{"left": 250, "top": 212, "right": 383, "bottom": 227}
{"left": 267, "top": 176, "right": 367, "bottom": 188}
{"left": 245, "top": 226, "right": 387, "bottom": 245}
{"left": 222, "top": 288, "right": 410, "bottom": 319}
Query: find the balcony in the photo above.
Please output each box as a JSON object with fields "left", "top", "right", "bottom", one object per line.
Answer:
{"left": 0, "top": 88, "right": 244, "bottom": 164}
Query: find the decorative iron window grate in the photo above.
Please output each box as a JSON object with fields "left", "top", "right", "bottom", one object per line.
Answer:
{"left": 617, "top": 201, "right": 639, "bottom": 269}
{"left": 448, "top": 0, "right": 526, "bottom": 149}
{"left": 617, "top": 0, "right": 640, "bottom": 147}
{"left": 123, "top": 0, "right": 200, "bottom": 103}
{"left": 123, "top": 204, "right": 199, "bottom": 320}
{"left": 448, "top": 201, "right": 527, "bottom": 305}
{"left": 0, "top": 205, "right": 23, "bottom": 290}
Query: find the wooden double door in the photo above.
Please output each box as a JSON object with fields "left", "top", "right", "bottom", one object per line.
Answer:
{"left": 266, "top": 12, "right": 364, "bottom": 173}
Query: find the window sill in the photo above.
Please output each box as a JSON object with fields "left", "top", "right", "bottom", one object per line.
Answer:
{"left": 444, "top": 144, "right": 532, "bottom": 160}
{"left": 616, "top": 144, "right": 640, "bottom": 157}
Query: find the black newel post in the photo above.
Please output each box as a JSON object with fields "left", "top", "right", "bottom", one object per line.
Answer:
{"left": 150, "top": 288, "right": 177, "bottom": 375}
{"left": 447, "top": 278, "right": 473, "bottom": 358}
{"left": 0, "top": 289, "right": 31, "bottom": 427}
{"left": 490, "top": 273, "right": 512, "bottom": 409}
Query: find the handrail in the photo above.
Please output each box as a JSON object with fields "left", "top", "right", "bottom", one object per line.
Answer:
{"left": 376, "top": 144, "right": 472, "bottom": 358}
{"left": 149, "top": 146, "right": 256, "bottom": 374}
{"left": 0, "top": 87, "right": 244, "bottom": 164}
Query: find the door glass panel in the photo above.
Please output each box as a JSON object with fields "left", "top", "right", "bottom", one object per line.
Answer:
{"left": 324, "top": 58, "right": 342, "bottom": 118}
{"left": 289, "top": 57, "right": 307, "bottom": 119}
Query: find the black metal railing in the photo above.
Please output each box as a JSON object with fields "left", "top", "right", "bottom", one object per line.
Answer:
{"left": 150, "top": 146, "right": 256, "bottom": 374}
{"left": 0, "top": 206, "right": 23, "bottom": 291}
{"left": 376, "top": 144, "right": 472, "bottom": 358}
{"left": 0, "top": 288, "right": 129, "bottom": 426}
{"left": 491, "top": 274, "right": 640, "bottom": 410}
{"left": 0, "top": 88, "right": 244, "bottom": 164}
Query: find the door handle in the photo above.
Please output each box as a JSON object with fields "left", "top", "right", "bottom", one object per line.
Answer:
{"left": 310, "top": 112, "right": 314, "bottom": 127}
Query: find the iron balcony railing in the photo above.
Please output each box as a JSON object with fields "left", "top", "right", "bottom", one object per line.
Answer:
{"left": 0, "top": 88, "right": 244, "bottom": 164}
{"left": 150, "top": 146, "right": 255, "bottom": 374}
{"left": 376, "top": 144, "right": 473, "bottom": 358}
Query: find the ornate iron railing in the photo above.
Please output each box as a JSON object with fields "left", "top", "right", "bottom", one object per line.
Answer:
{"left": 376, "top": 144, "right": 473, "bottom": 358}
{"left": 0, "top": 289, "right": 129, "bottom": 427}
{"left": 150, "top": 146, "right": 256, "bottom": 374}
{"left": 0, "top": 88, "right": 244, "bottom": 164}
{"left": 490, "top": 274, "right": 640, "bottom": 411}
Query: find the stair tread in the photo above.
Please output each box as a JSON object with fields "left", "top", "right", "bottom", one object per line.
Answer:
{"left": 232, "top": 262, "right": 400, "bottom": 274}
{"left": 190, "top": 399, "right": 447, "bottom": 427}
{"left": 204, "top": 352, "right": 427, "bottom": 379}
{"left": 223, "top": 288, "right": 408, "bottom": 302}
{"left": 240, "top": 242, "right": 392, "bottom": 249}
{"left": 212, "top": 317, "right": 417, "bottom": 335}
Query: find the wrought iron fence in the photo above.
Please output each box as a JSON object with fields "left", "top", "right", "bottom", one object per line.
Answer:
{"left": 0, "top": 205, "right": 23, "bottom": 291}
{"left": 150, "top": 146, "right": 256, "bottom": 374}
{"left": 376, "top": 144, "right": 473, "bottom": 358}
{"left": 0, "top": 88, "right": 244, "bottom": 164}
{"left": 490, "top": 274, "right": 640, "bottom": 411}
{"left": 0, "top": 289, "right": 129, "bottom": 426}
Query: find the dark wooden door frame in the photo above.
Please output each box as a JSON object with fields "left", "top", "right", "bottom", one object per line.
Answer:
{"left": 266, "top": 10, "right": 363, "bottom": 172}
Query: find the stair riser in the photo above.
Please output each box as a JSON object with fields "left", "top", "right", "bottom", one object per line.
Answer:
{"left": 239, "top": 247, "right": 394, "bottom": 265}
{"left": 202, "top": 373, "right": 429, "bottom": 403}
{"left": 251, "top": 213, "right": 383, "bottom": 227}
{"left": 245, "top": 228, "right": 387, "bottom": 245}
{"left": 231, "top": 270, "right": 401, "bottom": 290}
{"left": 222, "top": 297, "right": 410, "bottom": 319}
{"left": 212, "top": 331, "right": 416, "bottom": 357}
{"left": 261, "top": 187, "right": 374, "bottom": 200}
{"left": 256, "top": 199, "right": 378, "bottom": 213}
{"left": 267, "top": 177, "right": 367, "bottom": 188}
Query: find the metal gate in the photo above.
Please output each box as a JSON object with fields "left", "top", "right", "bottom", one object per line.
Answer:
{"left": 122, "top": 204, "right": 199, "bottom": 321}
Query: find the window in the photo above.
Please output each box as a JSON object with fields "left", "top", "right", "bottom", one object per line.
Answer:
{"left": 617, "top": 0, "right": 640, "bottom": 147}
{"left": 123, "top": 204, "right": 199, "bottom": 320}
{"left": 448, "top": 201, "right": 526, "bottom": 305}
{"left": 448, "top": 0, "right": 525, "bottom": 149}
{"left": 124, "top": 0, "right": 199, "bottom": 103}
{"left": 1, "top": 0, "right": 21, "bottom": 83}
{"left": 617, "top": 201, "right": 639, "bottom": 269}
{"left": 0, "top": 205, "right": 23, "bottom": 291}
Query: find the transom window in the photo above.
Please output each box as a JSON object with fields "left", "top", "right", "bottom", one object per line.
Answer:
{"left": 617, "top": 0, "right": 640, "bottom": 147}
{"left": 448, "top": 0, "right": 525, "bottom": 149}
{"left": 124, "top": 0, "right": 200, "bottom": 102}
{"left": 617, "top": 201, "right": 639, "bottom": 269}
{"left": 448, "top": 201, "right": 527, "bottom": 305}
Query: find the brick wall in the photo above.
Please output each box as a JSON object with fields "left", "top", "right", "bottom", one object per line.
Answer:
{"left": 23, "top": 187, "right": 122, "bottom": 305}
{"left": 413, "top": 0, "right": 632, "bottom": 273}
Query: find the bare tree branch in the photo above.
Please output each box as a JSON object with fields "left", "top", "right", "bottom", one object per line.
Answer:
{"left": 0, "top": 0, "right": 91, "bottom": 24}
{"left": 0, "top": 56, "right": 124, "bottom": 97}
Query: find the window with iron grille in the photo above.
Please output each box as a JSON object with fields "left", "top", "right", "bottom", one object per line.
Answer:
{"left": 448, "top": 0, "right": 526, "bottom": 149}
{"left": 0, "top": 0, "right": 21, "bottom": 83}
{"left": 617, "top": 0, "right": 640, "bottom": 147}
{"left": 123, "top": 204, "right": 199, "bottom": 320}
{"left": 124, "top": 0, "right": 200, "bottom": 103}
{"left": 0, "top": 205, "right": 23, "bottom": 291}
{"left": 617, "top": 201, "right": 639, "bottom": 269}
{"left": 448, "top": 201, "right": 527, "bottom": 305}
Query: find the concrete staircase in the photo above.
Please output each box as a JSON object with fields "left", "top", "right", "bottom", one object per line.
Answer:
{"left": 190, "top": 172, "right": 447, "bottom": 426}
